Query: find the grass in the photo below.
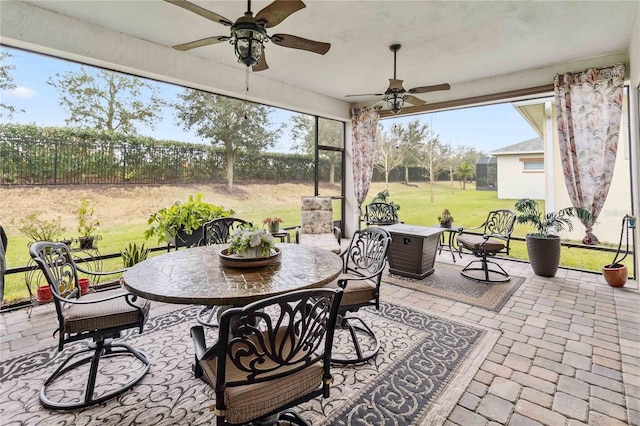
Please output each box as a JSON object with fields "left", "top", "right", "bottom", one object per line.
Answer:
{"left": 2, "top": 181, "right": 631, "bottom": 303}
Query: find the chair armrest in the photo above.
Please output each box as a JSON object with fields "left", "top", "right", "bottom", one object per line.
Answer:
{"left": 76, "top": 263, "right": 127, "bottom": 276}
{"left": 57, "top": 290, "right": 138, "bottom": 306}
{"left": 337, "top": 270, "right": 379, "bottom": 288}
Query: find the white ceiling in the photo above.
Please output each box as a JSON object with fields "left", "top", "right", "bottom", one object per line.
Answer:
{"left": 16, "top": 0, "right": 640, "bottom": 109}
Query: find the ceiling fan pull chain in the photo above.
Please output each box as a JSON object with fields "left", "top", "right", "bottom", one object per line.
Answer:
{"left": 244, "top": 66, "right": 250, "bottom": 120}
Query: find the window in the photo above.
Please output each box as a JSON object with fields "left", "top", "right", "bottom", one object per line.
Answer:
{"left": 521, "top": 157, "right": 544, "bottom": 171}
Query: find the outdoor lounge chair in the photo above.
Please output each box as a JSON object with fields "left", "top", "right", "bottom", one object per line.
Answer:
{"left": 29, "top": 241, "right": 150, "bottom": 410}
{"left": 190, "top": 288, "right": 343, "bottom": 426}
{"left": 323, "top": 227, "right": 390, "bottom": 364}
{"left": 295, "top": 196, "right": 341, "bottom": 253}
{"left": 456, "top": 209, "right": 516, "bottom": 282}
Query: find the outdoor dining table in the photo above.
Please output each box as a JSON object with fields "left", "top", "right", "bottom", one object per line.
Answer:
{"left": 122, "top": 243, "right": 343, "bottom": 306}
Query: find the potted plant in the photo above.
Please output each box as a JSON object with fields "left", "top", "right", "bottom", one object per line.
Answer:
{"left": 121, "top": 242, "right": 150, "bottom": 268}
{"left": 262, "top": 217, "right": 284, "bottom": 233}
{"left": 372, "top": 189, "right": 401, "bottom": 212}
{"left": 514, "top": 198, "right": 592, "bottom": 277}
{"left": 14, "top": 214, "right": 67, "bottom": 302}
{"left": 14, "top": 214, "right": 66, "bottom": 242}
{"left": 438, "top": 209, "right": 454, "bottom": 228}
{"left": 602, "top": 214, "right": 635, "bottom": 287}
{"left": 77, "top": 198, "right": 100, "bottom": 249}
{"left": 145, "top": 194, "right": 235, "bottom": 249}
{"left": 227, "top": 226, "right": 275, "bottom": 258}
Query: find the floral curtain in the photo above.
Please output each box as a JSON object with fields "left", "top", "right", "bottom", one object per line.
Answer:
{"left": 351, "top": 107, "right": 380, "bottom": 216}
{"left": 554, "top": 63, "right": 625, "bottom": 245}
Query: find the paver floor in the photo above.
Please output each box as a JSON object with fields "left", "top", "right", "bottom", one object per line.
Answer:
{"left": 2, "top": 253, "right": 639, "bottom": 425}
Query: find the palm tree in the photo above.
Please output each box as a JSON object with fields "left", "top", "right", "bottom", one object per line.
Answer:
{"left": 456, "top": 162, "right": 474, "bottom": 189}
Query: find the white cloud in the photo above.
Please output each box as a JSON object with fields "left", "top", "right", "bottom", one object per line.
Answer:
{"left": 3, "top": 86, "right": 37, "bottom": 99}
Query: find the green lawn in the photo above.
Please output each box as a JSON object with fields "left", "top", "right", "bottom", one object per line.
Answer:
{"left": 2, "top": 181, "right": 630, "bottom": 304}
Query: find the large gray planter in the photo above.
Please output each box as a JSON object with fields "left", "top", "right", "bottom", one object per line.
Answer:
{"left": 166, "top": 227, "right": 203, "bottom": 250}
{"left": 525, "top": 234, "right": 561, "bottom": 277}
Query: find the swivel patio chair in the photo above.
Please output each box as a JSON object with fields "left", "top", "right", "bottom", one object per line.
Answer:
{"left": 364, "top": 202, "right": 401, "bottom": 226}
{"left": 29, "top": 241, "right": 150, "bottom": 410}
{"left": 190, "top": 288, "right": 343, "bottom": 426}
{"left": 197, "top": 217, "right": 252, "bottom": 328}
{"left": 295, "top": 196, "right": 341, "bottom": 253}
{"left": 323, "top": 227, "right": 390, "bottom": 364}
{"left": 456, "top": 209, "right": 516, "bottom": 282}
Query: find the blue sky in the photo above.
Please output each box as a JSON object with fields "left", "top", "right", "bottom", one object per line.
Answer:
{"left": 1, "top": 46, "right": 538, "bottom": 153}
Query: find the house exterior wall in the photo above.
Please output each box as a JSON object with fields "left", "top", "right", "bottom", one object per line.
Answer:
{"left": 496, "top": 155, "right": 545, "bottom": 200}
{"left": 551, "top": 98, "right": 631, "bottom": 245}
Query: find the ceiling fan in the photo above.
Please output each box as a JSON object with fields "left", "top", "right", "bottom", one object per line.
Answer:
{"left": 165, "top": 0, "right": 330, "bottom": 72}
{"left": 346, "top": 44, "right": 450, "bottom": 114}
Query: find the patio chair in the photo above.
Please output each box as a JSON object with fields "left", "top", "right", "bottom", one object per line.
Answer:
{"left": 364, "top": 202, "right": 401, "bottom": 226}
{"left": 29, "top": 241, "right": 150, "bottom": 410}
{"left": 456, "top": 209, "right": 516, "bottom": 282}
{"left": 323, "top": 227, "right": 390, "bottom": 364}
{"left": 295, "top": 196, "right": 341, "bottom": 253}
{"left": 197, "top": 217, "right": 252, "bottom": 328}
{"left": 190, "top": 288, "right": 343, "bottom": 426}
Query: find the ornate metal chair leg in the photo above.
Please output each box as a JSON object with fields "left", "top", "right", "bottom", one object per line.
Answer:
{"left": 332, "top": 313, "right": 380, "bottom": 365}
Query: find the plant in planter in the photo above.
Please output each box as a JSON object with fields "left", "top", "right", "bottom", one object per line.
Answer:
{"left": 602, "top": 214, "right": 635, "bottom": 287}
{"left": 77, "top": 198, "right": 100, "bottom": 249}
{"left": 514, "top": 198, "right": 592, "bottom": 277}
{"left": 14, "top": 214, "right": 67, "bottom": 302}
{"left": 372, "top": 189, "right": 401, "bottom": 212}
{"left": 145, "top": 194, "right": 235, "bottom": 248}
{"left": 121, "top": 242, "right": 151, "bottom": 268}
{"left": 227, "top": 226, "right": 275, "bottom": 258}
{"left": 438, "top": 209, "right": 454, "bottom": 228}
{"left": 262, "top": 217, "right": 284, "bottom": 233}
{"left": 14, "top": 214, "right": 67, "bottom": 242}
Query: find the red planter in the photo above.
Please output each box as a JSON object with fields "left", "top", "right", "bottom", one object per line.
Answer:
{"left": 78, "top": 278, "right": 90, "bottom": 295}
{"left": 36, "top": 285, "right": 53, "bottom": 302}
{"left": 602, "top": 264, "right": 628, "bottom": 288}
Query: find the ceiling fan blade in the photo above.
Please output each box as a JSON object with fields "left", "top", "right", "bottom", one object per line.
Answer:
{"left": 408, "top": 83, "right": 451, "bottom": 94}
{"left": 404, "top": 95, "right": 426, "bottom": 107}
{"left": 388, "top": 79, "right": 405, "bottom": 91}
{"left": 252, "top": 52, "right": 269, "bottom": 72}
{"left": 345, "top": 93, "right": 385, "bottom": 98}
{"left": 256, "top": 0, "right": 306, "bottom": 28}
{"left": 271, "top": 34, "right": 331, "bottom": 55}
{"left": 172, "top": 36, "right": 230, "bottom": 51}
{"left": 164, "top": 0, "right": 233, "bottom": 26}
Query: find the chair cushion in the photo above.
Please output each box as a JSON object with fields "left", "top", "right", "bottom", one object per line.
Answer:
{"left": 299, "top": 233, "right": 341, "bottom": 253}
{"left": 458, "top": 235, "right": 505, "bottom": 253}
{"left": 200, "top": 331, "right": 324, "bottom": 424}
{"left": 324, "top": 274, "right": 376, "bottom": 307}
{"left": 63, "top": 288, "right": 150, "bottom": 334}
{"left": 301, "top": 210, "right": 333, "bottom": 234}
{"left": 301, "top": 197, "right": 332, "bottom": 211}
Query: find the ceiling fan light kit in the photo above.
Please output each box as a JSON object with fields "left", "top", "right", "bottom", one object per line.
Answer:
{"left": 166, "top": 0, "right": 330, "bottom": 72}
{"left": 231, "top": 15, "right": 268, "bottom": 67}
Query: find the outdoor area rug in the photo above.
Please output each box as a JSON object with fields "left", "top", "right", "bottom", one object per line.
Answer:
{"left": 384, "top": 262, "right": 525, "bottom": 312}
{"left": 0, "top": 302, "right": 499, "bottom": 426}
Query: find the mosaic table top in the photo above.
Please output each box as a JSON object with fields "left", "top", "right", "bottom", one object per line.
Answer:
{"left": 123, "top": 243, "right": 343, "bottom": 305}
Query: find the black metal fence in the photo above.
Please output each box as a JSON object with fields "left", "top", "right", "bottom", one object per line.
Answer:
{"left": 0, "top": 136, "right": 332, "bottom": 185}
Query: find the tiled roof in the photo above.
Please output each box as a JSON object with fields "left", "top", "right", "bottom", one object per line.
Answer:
{"left": 490, "top": 137, "right": 543, "bottom": 155}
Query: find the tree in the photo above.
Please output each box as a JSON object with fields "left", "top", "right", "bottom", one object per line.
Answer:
{"left": 289, "top": 115, "right": 342, "bottom": 185}
{"left": 395, "top": 120, "right": 428, "bottom": 184}
{"left": 47, "top": 67, "right": 164, "bottom": 134}
{"left": 456, "top": 162, "right": 475, "bottom": 189}
{"left": 0, "top": 52, "right": 24, "bottom": 119}
{"left": 414, "top": 127, "right": 450, "bottom": 203}
{"left": 175, "top": 90, "right": 279, "bottom": 191}
{"left": 373, "top": 124, "right": 403, "bottom": 190}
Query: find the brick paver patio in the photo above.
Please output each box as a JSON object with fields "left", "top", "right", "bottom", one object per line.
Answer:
{"left": 2, "top": 253, "right": 639, "bottom": 425}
